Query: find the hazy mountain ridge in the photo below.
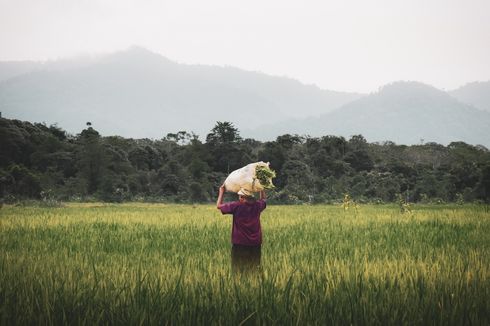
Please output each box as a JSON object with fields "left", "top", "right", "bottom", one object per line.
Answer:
{"left": 0, "top": 61, "right": 43, "bottom": 83}
{"left": 0, "top": 55, "right": 106, "bottom": 83}
{"left": 1, "top": 47, "right": 489, "bottom": 145}
{"left": 449, "top": 81, "right": 490, "bottom": 112}
{"left": 245, "top": 81, "right": 490, "bottom": 146}
{"left": 0, "top": 47, "right": 362, "bottom": 138}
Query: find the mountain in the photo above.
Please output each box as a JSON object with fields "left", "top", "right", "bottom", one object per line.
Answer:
{"left": 449, "top": 81, "right": 490, "bottom": 112}
{"left": 245, "top": 81, "right": 490, "bottom": 146}
{"left": 0, "top": 61, "right": 43, "bottom": 82}
{"left": 0, "top": 46, "right": 362, "bottom": 139}
{"left": 0, "top": 56, "right": 100, "bottom": 83}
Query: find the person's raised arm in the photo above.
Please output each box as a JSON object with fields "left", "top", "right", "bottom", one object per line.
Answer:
{"left": 216, "top": 184, "right": 226, "bottom": 209}
{"left": 259, "top": 190, "right": 266, "bottom": 201}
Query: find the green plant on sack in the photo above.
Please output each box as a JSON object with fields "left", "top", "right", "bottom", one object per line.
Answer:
{"left": 255, "top": 165, "right": 276, "bottom": 189}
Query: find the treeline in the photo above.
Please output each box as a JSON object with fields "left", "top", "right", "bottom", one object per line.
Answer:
{"left": 1, "top": 118, "right": 489, "bottom": 204}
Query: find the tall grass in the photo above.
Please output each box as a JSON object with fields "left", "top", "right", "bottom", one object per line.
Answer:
{"left": 0, "top": 204, "right": 489, "bottom": 325}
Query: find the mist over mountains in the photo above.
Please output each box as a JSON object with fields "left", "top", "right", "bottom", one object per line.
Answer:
{"left": 0, "top": 47, "right": 361, "bottom": 139}
{"left": 1, "top": 46, "right": 489, "bottom": 146}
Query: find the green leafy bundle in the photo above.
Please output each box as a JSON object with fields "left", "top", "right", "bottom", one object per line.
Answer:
{"left": 255, "top": 165, "right": 276, "bottom": 189}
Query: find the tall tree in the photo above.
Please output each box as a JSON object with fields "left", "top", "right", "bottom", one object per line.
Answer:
{"left": 76, "top": 126, "right": 106, "bottom": 194}
{"left": 205, "top": 121, "right": 250, "bottom": 173}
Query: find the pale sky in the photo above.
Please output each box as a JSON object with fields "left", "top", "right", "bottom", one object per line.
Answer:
{"left": 0, "top": 0, "right": 489, "bottom": 93}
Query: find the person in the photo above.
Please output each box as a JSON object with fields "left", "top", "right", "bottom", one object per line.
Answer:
{"left": 216, "top": 185, "right": 266, "bottom": 273}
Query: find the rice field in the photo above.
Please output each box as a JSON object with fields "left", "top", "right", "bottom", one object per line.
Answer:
{"left": 0, "top": 203, "right": 489, "bottom": 325}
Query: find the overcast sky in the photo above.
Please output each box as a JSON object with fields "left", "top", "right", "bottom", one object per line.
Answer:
{"left": 0, "top": 0, "right": 489, "bottom": 93}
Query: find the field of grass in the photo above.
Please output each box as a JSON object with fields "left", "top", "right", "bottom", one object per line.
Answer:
{"left": 0, "top": 203, "right": 489, "bottom": 325}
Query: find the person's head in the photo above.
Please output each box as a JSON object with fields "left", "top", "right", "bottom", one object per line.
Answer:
{"left": 239, "top": 194, "right": 255, "bottom": 203}
{"left": 238, "top": 189, "right": 255, "bottom": 203}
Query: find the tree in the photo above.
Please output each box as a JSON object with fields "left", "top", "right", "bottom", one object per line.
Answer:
{"left": 348, "top": 135, "right": 368, "bottom": 151}
{"left": 4, "top": 164, "right": 42, "bottom": 199}
{"left": 165, "top": 131, "right": 197, "bottom": 146}
{"left": 76, "top": 127, "right": 106, "bottom": 194}
{"left": 205, "top": 122, "right": 249, "bottom": 173}
{"left": 0, "top": 119, "right": 32, "bottom": 168}
{"left": 320, "top": 135, "right": 347, "bottom": 159}
{"left": 344, "top": 150, "right": 374, "bottom": 172}
{"left": 206, "top": 122, "right": 242, "bottom": 144}
{"left": 2, "top": 115, "right": 490, "bottom": 204}
{"left": 476, "top": 164, "right": 490, "bottom": 202}
{"left": 281, "top": 159, "right": 315, "bottom": 201}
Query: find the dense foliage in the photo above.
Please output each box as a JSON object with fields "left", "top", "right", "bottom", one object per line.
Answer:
{"left": 1, "top": 117, "right": 489, "bottom": 203}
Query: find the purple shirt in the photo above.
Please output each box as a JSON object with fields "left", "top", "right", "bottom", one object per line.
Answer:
{"left": 219, "top": 199, "right": 266, "bottom": 246}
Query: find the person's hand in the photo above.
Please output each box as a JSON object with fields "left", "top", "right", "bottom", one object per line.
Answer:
{"left": 217, "top": 184, "right": 226, "bottom": 208}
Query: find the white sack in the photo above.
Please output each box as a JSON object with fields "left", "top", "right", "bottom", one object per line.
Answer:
{"left": 224, "top": 161, "right": 270, "bottom": 195}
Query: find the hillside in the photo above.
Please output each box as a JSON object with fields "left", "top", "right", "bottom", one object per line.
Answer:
{"left": 246, "top": 82, "right": 490, "bottom": 146}
{"left": 0, "top": 61, "right": 43, "bottom": 82}
{"left": 449, "top": 81, "right": 490, "bottom": 112}
{"left": 0, "top": 47, "right": 362, "bottom": 139}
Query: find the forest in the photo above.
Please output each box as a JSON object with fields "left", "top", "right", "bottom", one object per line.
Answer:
{"left": 1, "top": 117, "right": 489, "bottom": 204}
